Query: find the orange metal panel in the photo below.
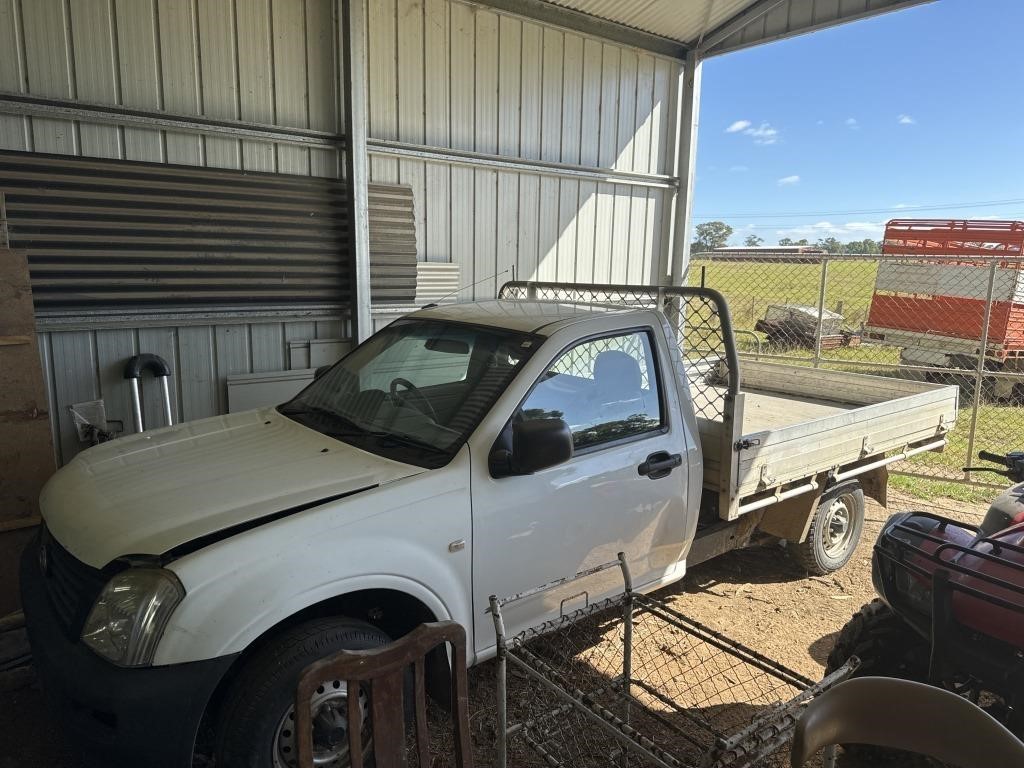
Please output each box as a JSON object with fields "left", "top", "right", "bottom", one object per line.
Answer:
{"left": 866, "top": 294, "right": 1024, "bottom": 352}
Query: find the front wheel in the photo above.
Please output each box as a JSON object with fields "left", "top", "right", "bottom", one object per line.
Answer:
{"left": 214, "top": 617, "right": 392, "bottom": 768}
{"left": 826, "top": 599, "right": 928, "bottom": 679}
{"left": 791, "top": 480, "right": 865, "bottom": 575}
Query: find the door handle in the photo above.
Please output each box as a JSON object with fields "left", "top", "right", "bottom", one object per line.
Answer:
{"left": 638, "top": 451, "right": 682, "bottom": 480}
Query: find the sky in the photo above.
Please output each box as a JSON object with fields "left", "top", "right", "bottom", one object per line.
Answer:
{"left": 692, "top": 0, "right": 1024, "bottom": 247}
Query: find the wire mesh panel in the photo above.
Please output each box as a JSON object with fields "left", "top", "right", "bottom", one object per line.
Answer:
{"left": 490, "top": 558, "right": 856, "bottom": 768}
{"left": 688, "top": 250, "right": 1024, "bottom": 487}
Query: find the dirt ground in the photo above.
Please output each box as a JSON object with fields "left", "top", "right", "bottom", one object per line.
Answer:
{"left": 0, "top": 490, "right": 984, "bottom": 768}
{"left": 660, "top": 491, "right": 981, "bottom": 683}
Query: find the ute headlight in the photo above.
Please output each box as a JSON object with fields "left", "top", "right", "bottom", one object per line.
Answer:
{"left": 81, "top": 568, "right": 185, "bottom": 667}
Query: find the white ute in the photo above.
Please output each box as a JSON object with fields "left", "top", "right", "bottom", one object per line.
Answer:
{"left": 21, "top": 282, "right": 959, "bottom": 768}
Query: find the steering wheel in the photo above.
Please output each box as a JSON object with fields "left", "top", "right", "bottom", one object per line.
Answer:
{"left": 389, "top": 377, "right": 439, "bottom": 422}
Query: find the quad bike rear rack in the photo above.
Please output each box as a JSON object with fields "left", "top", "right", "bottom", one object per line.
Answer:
{"left": 874, "top": 512, "right": 1024, "bottom": 714}
{"left": 488, "top": 555, "right": 858, "bottom": 768}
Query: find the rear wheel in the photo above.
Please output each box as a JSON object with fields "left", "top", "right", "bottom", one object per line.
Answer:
{"left": 791, "top": 481, "right": 865, "bottom": 575}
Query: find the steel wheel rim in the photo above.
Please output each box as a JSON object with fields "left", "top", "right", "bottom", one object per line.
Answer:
{"left": 822, "top": 495, "right": 856, "bottom": 558}
{"left": 273, "top": 679, "right": 369, "bottom": 768}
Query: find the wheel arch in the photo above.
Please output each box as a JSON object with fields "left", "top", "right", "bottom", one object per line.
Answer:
{"left": 195, "top": 586, "right": 453, "bottom": 757}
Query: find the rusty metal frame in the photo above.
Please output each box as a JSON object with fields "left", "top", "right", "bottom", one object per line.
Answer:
{"left": 488, "top": 552, "right": 858, "bottom": 768}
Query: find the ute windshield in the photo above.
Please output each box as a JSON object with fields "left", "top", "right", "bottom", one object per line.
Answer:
{"left": 280, "top": 318, "right": 540, "bottom": 467}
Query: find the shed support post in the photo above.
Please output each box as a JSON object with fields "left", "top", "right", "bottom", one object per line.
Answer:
{"left": 341, "top": 0, "right": 372, "bottom": 342}
{"left": 664, "top": 50, "right": 702, "bottom": 287}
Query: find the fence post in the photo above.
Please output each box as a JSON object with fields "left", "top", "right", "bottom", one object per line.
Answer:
{"left": 813, "top": 258, "right": 830, "bottom": 368}
{"left": 964, "top": 261, "right": 998, "bottom": 481}
{"left": 618, "top": 551, "right": 633, "bottom": 768}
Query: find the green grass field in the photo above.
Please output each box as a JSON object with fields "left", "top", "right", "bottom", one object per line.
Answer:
{"left": 687, "top": 259, "right": 1024, "bottom": 502}
{"left": 689, "top": 259, "right": 879, "bottom": 327}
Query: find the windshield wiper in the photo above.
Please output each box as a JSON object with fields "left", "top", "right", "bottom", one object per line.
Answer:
{"left": 325, "top": 424, "right": 443, "bottom": 454}
{"left": 278, "top": 404, "right": 368, "bottom": 435}
{"left": 280, "top": 404, "right": 444, "bottom": 454}
{"left": 368, "top": 430, "right": 444, "bottom": 454}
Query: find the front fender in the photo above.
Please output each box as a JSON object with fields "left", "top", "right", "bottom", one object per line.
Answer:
{"left": 153, "top": 454, "right": 473, "bottom": 665}
{"left": 157, "top": 570, "right": 459, "bottom": 665}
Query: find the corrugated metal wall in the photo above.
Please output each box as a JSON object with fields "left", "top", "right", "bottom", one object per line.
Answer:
{"left": 365, "top": 0, "right": 681, "bottom": 299}
{"left": 0, "top": 0, "right": 351, "bottom": 464}
{"left": 1, "top": 0, "right": 684, "bottom": 462}
{"left": 0, "top": 0, "right": 342, "bottom": 174}
{"left": 38, "top": 316, "right": 347, "bottom": 465}
{"left": 0, "top": 151, "right": 419, "bottom": 309}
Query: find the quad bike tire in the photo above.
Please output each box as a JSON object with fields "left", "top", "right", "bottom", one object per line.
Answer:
{"left": 791, "top": 480, "right": 865, "bottom": 575}
{"left": 826, "top": 599, "right": 930, "bottom": 760}
{"left": 826, "top": 599, "right": 929, "bottom": 679}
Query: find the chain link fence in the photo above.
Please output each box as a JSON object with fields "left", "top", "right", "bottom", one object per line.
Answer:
{"left": 689, "top": 253, "right": 1024, "bottom": 486}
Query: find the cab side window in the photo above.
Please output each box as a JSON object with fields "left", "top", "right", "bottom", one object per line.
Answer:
{"left": 519, "top": 331, "right": 663, "bottom": 450}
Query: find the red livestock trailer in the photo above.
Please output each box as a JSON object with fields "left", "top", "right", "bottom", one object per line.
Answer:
{"left": 865, "top": 220, "right": 1024, "bottom": 396}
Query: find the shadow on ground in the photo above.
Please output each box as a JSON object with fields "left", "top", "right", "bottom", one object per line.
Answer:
{"left": 808, "top": 632, "right": 839, "bottom": 666}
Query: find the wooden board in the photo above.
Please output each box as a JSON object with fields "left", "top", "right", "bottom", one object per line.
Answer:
{"left": 0, "top": 248, "right": 55, "bottom": 613}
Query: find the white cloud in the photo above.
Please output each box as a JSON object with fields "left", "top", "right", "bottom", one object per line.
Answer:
{"left": 845, "top": 117, "right": 859, "bottom": 129}
{"left": 816, "top": 119, "right": 824, "bottom": 125}
{"left": 776, "top": 220, "right": 885, "bottom": 240}
{"left": 898, "top": 114, "right": 916, "bottom": 125}
{"left": 777, "top": 175, "right": 800, "bottom": 186}
{"left": 725, "top": 120, "right": 779, "bottom": 144}
{"left": 729, "top": 165, "right": 749, "bottom": 172}
{"left": 744, "top": 122, "right": 779, "bottom": 144}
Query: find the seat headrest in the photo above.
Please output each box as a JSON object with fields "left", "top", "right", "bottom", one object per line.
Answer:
{"left": 593, "top": 350, "right": 642, "bottom": 400}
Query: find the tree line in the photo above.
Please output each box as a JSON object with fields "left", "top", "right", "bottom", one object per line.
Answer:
{"left": 692, "top": 221, "right": 882, "bottom": 255}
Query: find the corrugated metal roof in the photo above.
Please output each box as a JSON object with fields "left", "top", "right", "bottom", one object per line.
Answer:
{"left": 545, "top": 0, "right": 754, "bottom": 46}
{"left": 541, "top": 0, "right": 933, "bottom": 53}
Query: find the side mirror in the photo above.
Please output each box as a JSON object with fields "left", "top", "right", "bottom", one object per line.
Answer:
{"left": 490, "top": 418, "right": 573, "bottom": 478}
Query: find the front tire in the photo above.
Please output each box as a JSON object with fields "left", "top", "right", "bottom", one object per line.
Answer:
{"left": 826, "top": 599, "right": 928, "bottom": 679}
{"left": 792, "top": 480, "right": 865, "bottom": 575}
{"left": 214, "top": 616, "right": 392, "bottom": 768}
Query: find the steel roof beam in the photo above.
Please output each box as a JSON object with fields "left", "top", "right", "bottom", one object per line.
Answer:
{"left": 697, "top": 0, "right": 935, "bottom": 58}
{"left": 470, "top": 0, "right": 688, "bottom": 59}
{"left": 693, "top": 0, "right": 786, "bottom": 54}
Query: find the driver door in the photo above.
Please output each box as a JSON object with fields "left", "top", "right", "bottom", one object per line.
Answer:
{"left": 470, "top": 328, "right": 691, "bottom": 654}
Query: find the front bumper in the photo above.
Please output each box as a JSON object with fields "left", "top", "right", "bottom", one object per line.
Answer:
{"left": 20, "top": 535, "right": 238, "bottom": 768}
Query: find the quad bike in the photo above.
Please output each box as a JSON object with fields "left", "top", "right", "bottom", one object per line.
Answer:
{"left": 827, "top": 449, "right": 1024, "bottom": 737}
